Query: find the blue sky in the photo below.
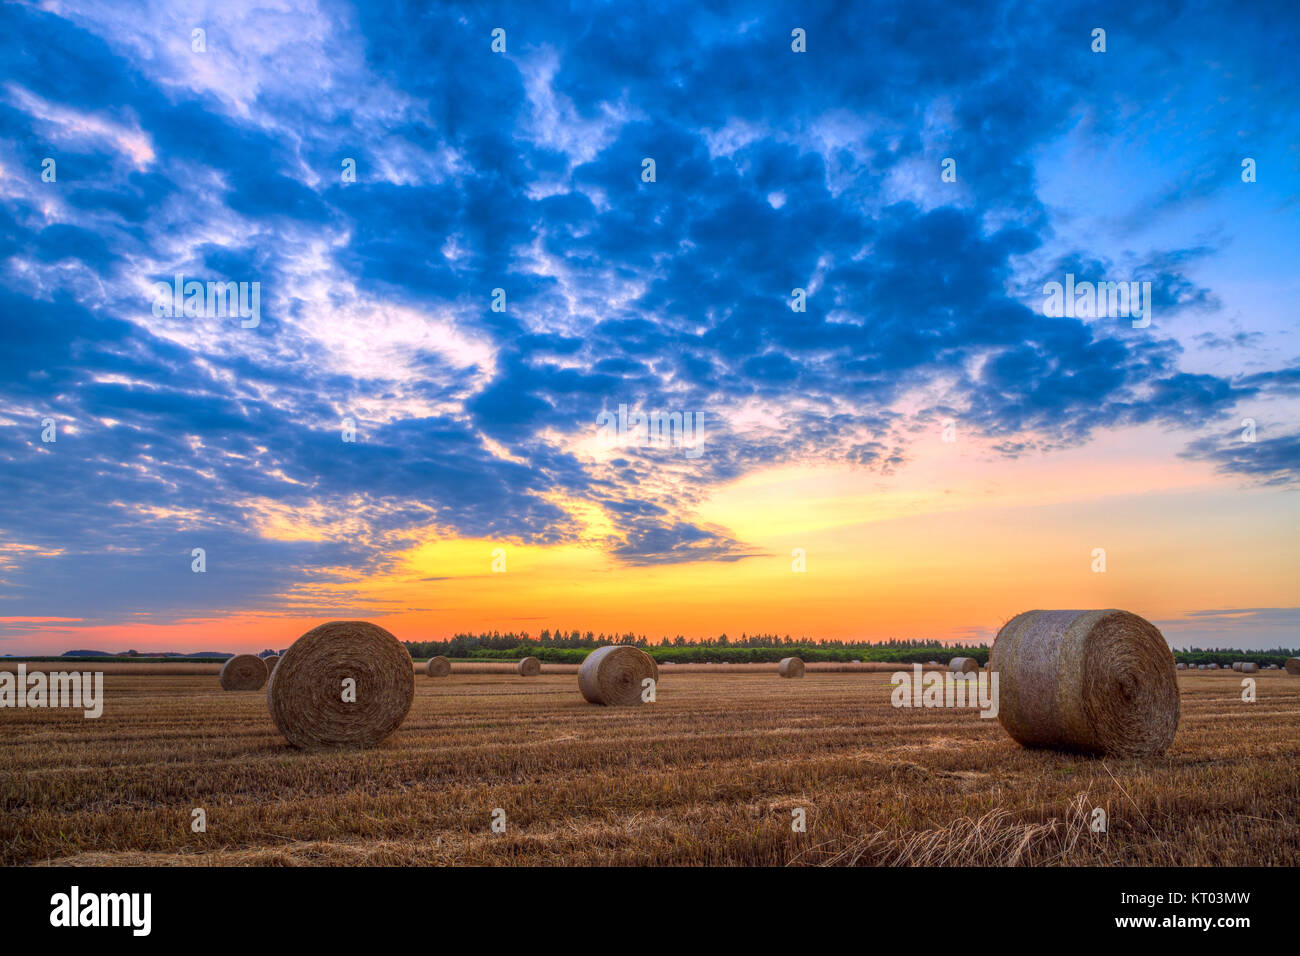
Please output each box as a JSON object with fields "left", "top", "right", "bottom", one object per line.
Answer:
{"left": 0, "top": 0, "right": 1296, "bottom": 651}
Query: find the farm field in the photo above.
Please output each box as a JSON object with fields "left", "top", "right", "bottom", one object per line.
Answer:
{"left": 2, "top": 668, "right": 1298, "bottom": 866}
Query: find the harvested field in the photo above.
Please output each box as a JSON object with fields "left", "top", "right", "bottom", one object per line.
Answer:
{"left": 1, "top": 669, "right": 1297, "bottom": 866}
{"left": 0, "top": 660, "right": 933, "bottom": 677}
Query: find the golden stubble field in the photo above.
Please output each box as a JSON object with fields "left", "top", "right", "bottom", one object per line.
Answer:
{"left": 2, "top": 668, "right": 1297, "bottom": 866}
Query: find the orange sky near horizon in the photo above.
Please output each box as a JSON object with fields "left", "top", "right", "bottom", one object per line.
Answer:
{"left": 4, "top": 422, "right": 1296, "bottom": 655}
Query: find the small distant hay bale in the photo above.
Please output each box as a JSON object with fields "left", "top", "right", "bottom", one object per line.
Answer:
{"left": 778, "top": 657, "right": 805, "bottom": 678}
{"left": 267, "top": 620, "right": 414, "bottom": 749}
{"left": 1239, "top": 662, "right": 1258, "bottom": 674}
{"left": 1231, "top": 662, "right": 1243, "bottom": 671}
{"left": 1207, "top": 663, "right": 1219, "bottom": 669}
{"left": 219, "top": 654, "right": 267, "bottom": 691}
{"left": 1176, "top": 662, "right": 1186, "bottom": 670}
{"left": 263, "top": 655, "right": 279, "bottom": 670}
{"left": 517, "top": 656, "right": 541, "bottom": 676}
{"left": 1286, "top": 658, "right": 1300, "bottom": 675}
{"left": 1197, "top": 664, "right": 1206, "bottom": 670}
{"left": 578, "top": 646, "right": 657, "bottom": 706}
{"left": 927, "top": 660, "right": 940, "bottom": 666}
{"left": 990, "top": 609, "right": 1179, "bottom": 757}
{"left": 949, "top": 657, "right": 978, "bottom": 674}
{"left": 425, "top": 655, "right": 451, "bottom": 678}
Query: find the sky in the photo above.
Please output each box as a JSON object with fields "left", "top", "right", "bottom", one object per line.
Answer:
{"left": 0, "top": 0, "right": 1297, "bottom": 654}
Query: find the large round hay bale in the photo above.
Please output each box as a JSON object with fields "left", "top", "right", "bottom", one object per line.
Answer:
{"left": 517, "top": 656, "right": 541, "bottom": 676}
{"left": 949, "top": 656, "right": 978, "bottom": 673}
{"left": 263, "top": 654, "right": 279, "bottom": 669}
{"left": 1239, "top": 662, "right": 1258, "bottom": 674}
{"left": 1286, "top": 658, "right": 1300, "bottom": 675}
{"left": 426, "top": 655, "right": 451, "bottom": 678}
{"left": 990, "top": 609, "right": 1179, "bottom": 757}
{"left": 1231, "top": 662, "right": 1242, "bottom": 671}
{"left": 219, "top": 654, "right": 267, "bottom": 691}
{"left": 267, "top": 621, "right": 414, "bottom": 749}
{"left": 778, "top": 657, "right": 805, "bottom": 678}
{"left": 578, "top": 646, "right": 657, "bottom": 706}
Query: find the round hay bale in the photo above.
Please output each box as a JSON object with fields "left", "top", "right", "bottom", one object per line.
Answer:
{"left": 778, "top": 656, "right": 805, "bottom": 678}
{"left": 578, "top": 646, "right": 657, "bottom": 706}
{"left": 267, "top": 620, "right": 414, "bottom": 749}
{"left": 990, "top": 609, "right": 1179, "bottom": 757}
{"left": 1207, "top": 663, "right": 1219, "bottom": 670}
{"left": 425, "top": 655, "right": 451, "bottom": 678}
{"left": 517, "top": 656, "right": 541, "bottom": 677}
{"left": 1239, "top": 662, "right": 1259, "bottom": 674}
{"left": 263, "top": 654, "right": 279, "bottom": 669}
{"left": 219, "top": 654, "right": 267, "bottom": 691}
{"left": 949, "top": 656, "right": 978, "bottom": 674}
{"left": 1231, "top": 662, "right": 1242, "bottom": 671}
{"left": 1176, "top": 662, "right": 1186, "bottom": 670}
{"left": 1285, "top": 658, "right": 1300, "bottom": 675}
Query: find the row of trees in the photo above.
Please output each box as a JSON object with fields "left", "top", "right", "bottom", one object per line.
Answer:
{"left": 399, "top": 629, "right": 1000, "bottom": 661}
{"left": 400, "top": 631, "right": 1300, "bottom": 666}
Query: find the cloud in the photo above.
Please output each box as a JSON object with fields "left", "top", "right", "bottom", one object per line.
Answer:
{"left": 0, "top": 0, "right": 1293, "bottom": 629}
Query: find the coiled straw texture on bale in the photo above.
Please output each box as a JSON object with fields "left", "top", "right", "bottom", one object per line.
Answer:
{"left": 949, "top": 657, "right": 979, "bottom": 673}
{"left": 778, "top": 656, "right": 805, "bottom": 678}
{"left": 267, "top": 621, "right": 414, "bottom": 749}
{"left": 517, "top": 656, "right": 541, "bottom": 676}
{"left": 578, "top": 646, "right": 657, "bottom": 706}
{"left": 990, "top": 609, "right": 1179, "bottom": 757}
{"left": 425, "top": 655, "right": 451, "bottom": 677}
{"left": 1239, "top": 662, "right": 1259, "bottom": 674}
{"left": 219, "top": 654, "right": 267, "bottom": 691}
